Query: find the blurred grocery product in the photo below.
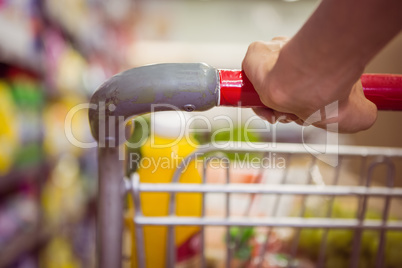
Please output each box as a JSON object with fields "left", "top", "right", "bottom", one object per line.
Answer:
{"left": 0, "top": 0, "right": 116, "bottom": 265}
{"left": 40, "top": 236, "right": 81, "bottom": 268}
{"left": 0, "top": 80, "right": 19, "bottom": 175}
{"left": 296, "top": 201, "right": 402, "bottom": 268}
{"left": 41, "top": 154, "right": 86, "bottom": 224}
{"left": 130, "top": 111, "right": 202, "bottom": 267}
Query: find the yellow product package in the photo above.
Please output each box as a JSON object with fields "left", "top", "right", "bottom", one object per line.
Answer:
{"left": 129, "top": 111, "right": 202, "bottom": 267}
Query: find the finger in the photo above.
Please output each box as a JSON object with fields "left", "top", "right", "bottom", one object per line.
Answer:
{"left": 311, "top": 81, "right": 377, "bottom": 133}
{"left": 271, "top": 36, "right": 290, "bottom": 42}
{"left": 337, "top": 82, "right": 377, "bottom": 133}
{"left": 294, "top": 118, "right": 306, "bottom": 126}
{"left": 266, "top": 41, "right": 282, "bottom": 52}
{"left": 273, "top": 110, "right": 298, "bottom": 123}
{"left": 253, "top": 107, "right": 277, "bottom": 124}
{"left": 242, "top": 41, "right": 280, "bottom": 88}
{"left": 267, "top": 38, "right": 289, "bottom": 51}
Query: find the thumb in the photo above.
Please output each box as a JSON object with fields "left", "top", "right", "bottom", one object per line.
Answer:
{"left": 336, "top": 81, "right": 378, "bottom": 133}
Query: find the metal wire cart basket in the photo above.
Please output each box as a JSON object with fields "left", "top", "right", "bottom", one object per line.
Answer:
{"left": 88, "top": 63, "right": 402, "bottom": 268}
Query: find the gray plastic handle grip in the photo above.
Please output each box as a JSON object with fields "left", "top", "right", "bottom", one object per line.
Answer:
{"left": 88, "top": 63, "right": 219, "bottom": 145}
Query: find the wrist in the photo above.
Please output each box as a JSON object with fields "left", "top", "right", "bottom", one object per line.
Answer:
{"left": 281, "top": 37, "right": 365, "bottom": 85}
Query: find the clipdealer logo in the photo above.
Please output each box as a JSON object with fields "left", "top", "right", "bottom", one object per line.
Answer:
{"left": 64, "top": 102, "right": 339, "bottom": 166}
{"left": 301, "top": 101, "right": 339, "bottom": 167}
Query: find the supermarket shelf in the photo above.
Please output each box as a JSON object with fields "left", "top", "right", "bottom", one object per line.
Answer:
{"left": 0, "top": 53, "right": 44, "bottom": 77}
{"left": 0, "top": 163, "right": 48, "bottom": 198}
{"left": 0, "top": 212, "right": 95, "bottom": 268}
{"left": 0, "top": 56, "right": 45, "bottom": 79}
{"left": 0, "top": 15, "right": 44, "bottom": 76}
{"left": 0, "top": 225, "right": 51, "bottom": 268}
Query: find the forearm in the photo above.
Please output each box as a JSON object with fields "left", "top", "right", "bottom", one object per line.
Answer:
{"left": 243, "top": 0, "right": 400, "bottom": 132}
{"left": 278, "top": 0, "right": 402, "bottom": 83}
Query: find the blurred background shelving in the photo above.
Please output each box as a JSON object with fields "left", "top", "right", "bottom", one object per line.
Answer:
{"left": 0, "top": 0, "right": 136, "bottom": 267}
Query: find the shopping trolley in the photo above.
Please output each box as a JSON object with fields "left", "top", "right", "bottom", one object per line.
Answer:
{"left": 88, "top": 63, "right": 402, "bottom": 268}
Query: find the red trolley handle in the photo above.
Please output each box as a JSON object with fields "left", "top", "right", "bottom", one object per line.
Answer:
{"left": 219, "top": 70, "right": 402, "bottom": 111}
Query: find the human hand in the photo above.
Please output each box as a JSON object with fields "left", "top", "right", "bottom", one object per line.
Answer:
{"left": 242, "top": 37, "right": 377, "bottom": 133}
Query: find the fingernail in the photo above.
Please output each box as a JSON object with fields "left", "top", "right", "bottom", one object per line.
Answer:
{"left": 279, "top": 118, "right": 293, "bottom": 123}
{"left": 278, "top": 116, "right": 294, "bottom": 123}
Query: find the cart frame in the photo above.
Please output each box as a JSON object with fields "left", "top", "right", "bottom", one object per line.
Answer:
{"left": 88, "top": 63, "right": 402, "bottom": 268}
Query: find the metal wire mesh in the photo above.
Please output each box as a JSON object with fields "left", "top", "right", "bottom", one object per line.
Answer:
{"left": 125, "top": 143, "right": 402, "bottom": 268}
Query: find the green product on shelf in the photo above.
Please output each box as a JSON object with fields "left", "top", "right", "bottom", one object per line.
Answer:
{"left": 296, "top": 201, "right": 402, "bottom": 268}
{"left": 210, "top": 126, "right": 262, "bottom": 161}
{"left": 10, "top": 76, "right": 44, "bottom": 108}
{"left": 8, "top": 74, "right": 45, "bottom": 167}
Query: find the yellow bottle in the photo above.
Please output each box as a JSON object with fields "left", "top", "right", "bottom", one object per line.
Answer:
{"left": 134, "top": 111, "right": 202, "bottom": 267}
